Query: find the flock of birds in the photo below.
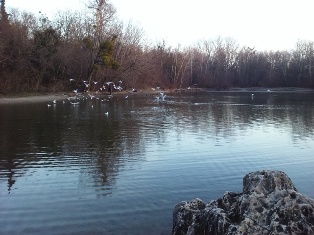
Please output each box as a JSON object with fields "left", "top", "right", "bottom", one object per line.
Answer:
{"left": 47, "top": 79, "right": 168, "bottom": 114}
{"left": 47, "top": 92, "right": 126, "bottom": 108}
{"left": 48, "top": 80, "right": 272, "bottom": 109}
{"left": 47, "top": 80, "right": 274, "bottom": 118}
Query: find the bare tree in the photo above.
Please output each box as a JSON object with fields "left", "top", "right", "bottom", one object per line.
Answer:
{"left": 83, "top": 0, "right": 118, "bottom": 87}
{"left": 292, "top": 41, "right": 307, "bottom": 86}
{"left": 304, "top": 41, "right": 314, "bottom": 83}
{"left": 112, "top": 21, "right": 145, "bottom": 87}
{"left": 275, "top": 51, "right": 291, "bottom": 86}
{"left": 169, "top": 46, "right": 190, "bottom": 88}
{"left": 0, "top": 0, "right": 8, "bottom": 24}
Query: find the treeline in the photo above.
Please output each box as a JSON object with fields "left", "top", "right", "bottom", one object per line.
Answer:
{"left": 1, "top": 0, "right": 314, "bottom": 94}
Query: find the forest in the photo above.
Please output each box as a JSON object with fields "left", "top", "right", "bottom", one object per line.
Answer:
{"left": 1, "top": 0, "right": 314, "bottom": 94}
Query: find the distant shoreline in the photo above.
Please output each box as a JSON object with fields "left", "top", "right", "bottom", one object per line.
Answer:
{"left": 0, "top": 93, "right": 67, "bottom": 104}
{"left": 1, "top": 87, "right": 313, "bottom": 104}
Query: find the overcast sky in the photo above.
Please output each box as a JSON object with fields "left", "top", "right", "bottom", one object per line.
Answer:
{"left": 6, "top": 0, "right": 314, "bottom": 51}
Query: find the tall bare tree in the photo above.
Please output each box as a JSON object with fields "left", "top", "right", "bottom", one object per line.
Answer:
{"left": 83, "top": 0, "right": 119, "bottom": 87}
{"left": 276, "top": 51, "right": 291, "bottom": 86}
{"left": 0, "top": 0, "right": 8, "bottom": 24}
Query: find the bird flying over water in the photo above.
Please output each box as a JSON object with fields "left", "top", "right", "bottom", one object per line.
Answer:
{"left": 159, "top": 92, "right": 166, "bottom": 101}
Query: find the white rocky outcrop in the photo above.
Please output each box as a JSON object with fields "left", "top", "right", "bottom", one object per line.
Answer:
{"left": 172, "top": 170, "right": 314, "bottom": 235}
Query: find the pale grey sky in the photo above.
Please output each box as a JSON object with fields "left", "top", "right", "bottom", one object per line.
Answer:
{"left": 6, "top": 0, "right": 314, "bottom": 51}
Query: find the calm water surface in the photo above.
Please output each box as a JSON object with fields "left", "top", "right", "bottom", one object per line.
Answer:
{"left": 1, "top": 91, "right": 314, "bottom": 234}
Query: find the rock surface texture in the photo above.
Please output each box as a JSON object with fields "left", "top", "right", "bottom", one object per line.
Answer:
{"left": 172, "top": 170, "right": 314, "bottom": 235}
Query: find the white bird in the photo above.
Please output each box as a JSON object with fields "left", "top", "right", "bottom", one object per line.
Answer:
{"left": 105, "top": 111, "right": 108, "bottom": 115}
{"left": 125, "top": 95, "right": 128, "bottom": 99}
{"left": 159, "top": 92, "right": 166, "bottom": 101}
{"left": 47, "top": 104, "right": 51, "bottom": 107}
{"left": 53, "top": 100, "right": 56, "bottom": 104}
{"left": 115, "top": 85, "right": 123, "bottom": 91}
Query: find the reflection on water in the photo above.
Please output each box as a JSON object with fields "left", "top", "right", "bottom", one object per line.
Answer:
{"left": 1, "top": 91, "right": 314, "bottom": 234}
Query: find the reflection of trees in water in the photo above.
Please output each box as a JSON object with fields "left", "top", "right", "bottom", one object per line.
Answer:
{"left": 288, "top": 105, "right": 314, "bottom": 144}
{"left": 1, "top": 93, "right": 314, "bottom": 194}
{"left": 0, "top": 100, "right": 146, "bottom": 194}
{"left": 162, "top": 92, "right": 314, "bottom": 145}
{"left": 0, "top": 104, "right": 66, "bottom": 192}
{"left": 68, "top": 108, "right": 146, "bottom": 196}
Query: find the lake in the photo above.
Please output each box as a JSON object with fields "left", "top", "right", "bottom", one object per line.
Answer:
{"left": 1, "top": 91, "right": 314, "bottom": 235}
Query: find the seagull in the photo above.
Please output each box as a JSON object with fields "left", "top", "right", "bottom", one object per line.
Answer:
{"left": 47, "top": 104, "right": 51, "bottom": 107}
{"left": 115, "top": 85, "right": 123, "bottom": 91}
{"left": 125, "top": 95, "right": 128, "bottom": 99}
{"left": 53, "top": 100, "right": 56, "bottom": 104}
{"left": 69, "top": 78, "right": 75, "bottom": 82}
{"left": 159, "top": 92, "right": 166, "bottom": 101}
{"left": 105, "top": 111, "right": 108, "bottom": 115}
{"left": 88, "top": 94, "right": 95, "bottom": 99}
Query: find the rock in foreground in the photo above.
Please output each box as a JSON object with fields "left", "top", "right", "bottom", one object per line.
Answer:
{"left": 172, "top": 170, "right": 314, "bottom": 235}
